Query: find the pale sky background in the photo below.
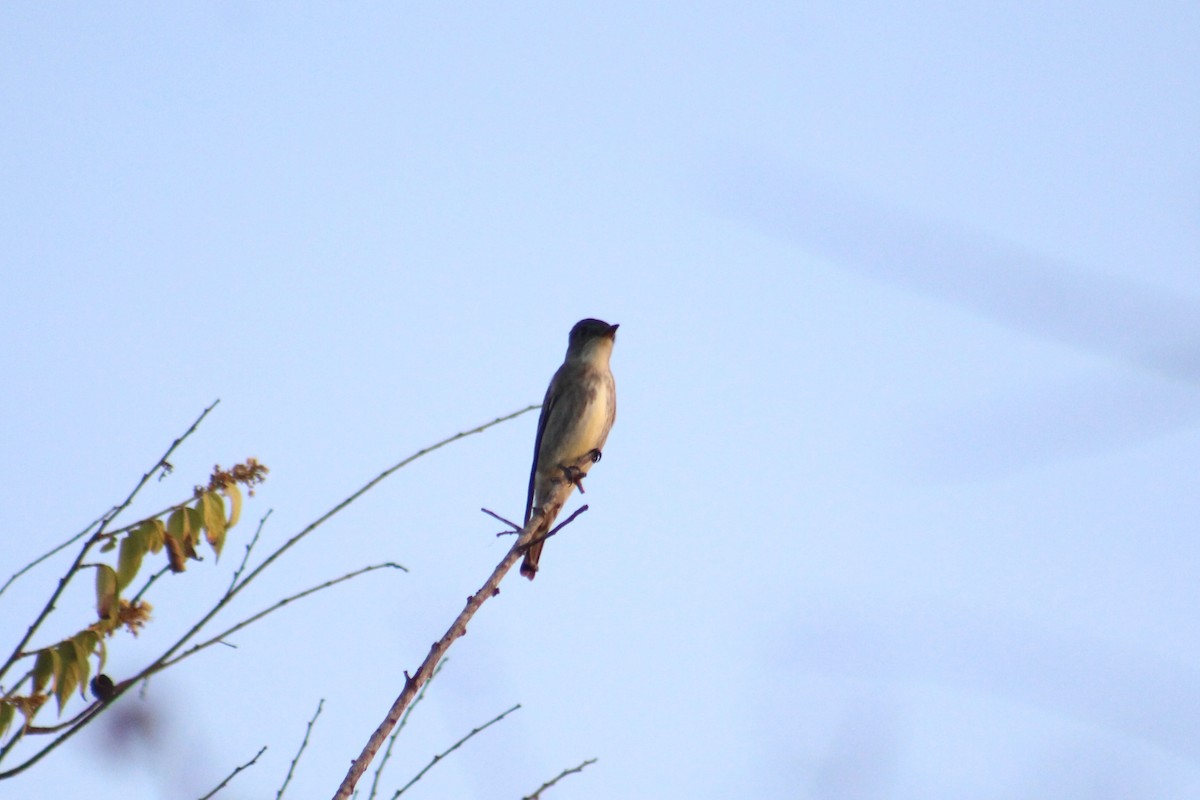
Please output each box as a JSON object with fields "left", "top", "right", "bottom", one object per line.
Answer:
{"left": 2, "top": 3, "right": 1198, "bottom": 799}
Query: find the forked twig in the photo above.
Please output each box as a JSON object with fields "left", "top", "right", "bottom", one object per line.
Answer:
{"left": 486, "top": 506, "right": 589, "bottom": 545}
{"left": 482, "top": 507, "right": 523, "bottom": 533}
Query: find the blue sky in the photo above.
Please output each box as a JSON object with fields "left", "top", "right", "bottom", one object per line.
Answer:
{"left": 2, "top": 3, "right": 1198, "bottom": 798}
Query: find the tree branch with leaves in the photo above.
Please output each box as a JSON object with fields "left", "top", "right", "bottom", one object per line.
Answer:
{"left": 0, "top": 401, "right": 539, "bottom": 783}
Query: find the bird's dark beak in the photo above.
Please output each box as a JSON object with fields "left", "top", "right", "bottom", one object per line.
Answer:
{"left": 608, "top": 323, "right": 619, "bottom": 338}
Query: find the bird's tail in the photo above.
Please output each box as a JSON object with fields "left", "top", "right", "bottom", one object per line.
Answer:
{"left": 519, "top": 508, "right": 554, "bottom": 580}
{"left": 520, "top": 539, "right": 543, "bottom": 580}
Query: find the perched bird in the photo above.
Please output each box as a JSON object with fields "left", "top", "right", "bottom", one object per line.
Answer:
{"left": 521, "top": 318, "right": 619, "bottom": 579}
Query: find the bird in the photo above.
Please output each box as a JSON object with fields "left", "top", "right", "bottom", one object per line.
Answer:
{"left": 521, "top": 318, "right": 619, "bottom": 579}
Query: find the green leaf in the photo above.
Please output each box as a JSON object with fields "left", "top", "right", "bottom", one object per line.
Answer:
{"left": 116, "top": 527, "right": 148, "bottom": 591}
{"left": 224, "top": 484, "right": 242, "bottom": 528}
{"left": 32, "top": 649, "right": 55, "bottom": 694}
{"left": 0, "top": 701, "right": 14, "bottom": 740}
{"left": 95, "top": 565, "right": 119, "bottom": 622}
{"left": 54, "top": 643, "right": 78, "bottom": 714}
{"left": 98, "top": 537, "right": 117, "bottom": 553}
{"left": 199, "top": 492, "right": 227, "bottom": 559}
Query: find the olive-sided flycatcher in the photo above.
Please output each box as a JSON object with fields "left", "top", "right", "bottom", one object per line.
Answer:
{"left": 521, "top": 318, "right": 618, "bottom": 579}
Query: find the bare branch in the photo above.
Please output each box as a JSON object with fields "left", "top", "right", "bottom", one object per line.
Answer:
{"left": 331, "top": 504, "right": 590, "bottom": 800}
{"left": 392, "top": 704, "right": 521, "bottom": 798}
{"left": 369, "top": 658, "right": 448, "bottom": 800}
{"left": 522, "top": 758, "right": 598, "bottom": 800}
{"left": 198, "top": 745, "right": 267, "bottom": 800}
{"left": 277, "top": 699, "right": 324, "bottom": 800}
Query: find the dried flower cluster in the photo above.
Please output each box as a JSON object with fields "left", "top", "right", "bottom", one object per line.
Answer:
{"left": 197, "top": 458, "right": 269, "bottom": 497}
{"left": 117, "top": 599, "right": 153, "bottom": 638}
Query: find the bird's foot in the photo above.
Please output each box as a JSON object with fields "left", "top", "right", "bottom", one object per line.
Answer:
{"left": 560, "top": 464, "right": 587, "bottom": 493}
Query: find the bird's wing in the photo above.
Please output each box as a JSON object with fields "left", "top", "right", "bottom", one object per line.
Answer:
{"left": 524, "top": 375, "right": 560, "bottom": 525}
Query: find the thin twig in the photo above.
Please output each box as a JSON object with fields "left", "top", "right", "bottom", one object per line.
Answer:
{"left": 0, "top": 725, "right": 26, "bottom": 763}
{"left": 369, "top": 658, "right": 448, "bottom": 800}
{"left": 482, "top": 508, "right": 522, "bottom": 534}
{"left": 522, "top": 758, "right": 598, "bottom": 800}
{"left": 229, "top": 509, "right": 273, "bottom": 594}
{"left": 277, "top": 698, "right": 324, "bottom": 800}
{"left": 160, "top": 563, "right": 406, "bottom": 671}
{"left": 130, "top": 565, "right": 171, "bottom": 603}
{"left": 198, "top": 745, "right": 267, "bottom": 800}
{"left": 0, "top": 700, "right": 103, "bottom": 769}
{"left": 0, "top": 399, "right": 219, "bottom": 687}
{"left": 331, "top": 506, "right": 589, "bottom": 800}
{"left": 97, "top": 399, "right": 218, "bottom": 534}
{"left": 24, "top": 702, "right": 95, "bottom": 734}
{"left": 0, "top": 512, "right": 106, "bottom": 598}
{"left": 392, "top": 704, "right": 521, "bottom": 798}
{"left": 500, "top": 506, "right": 588, "bottom": 547}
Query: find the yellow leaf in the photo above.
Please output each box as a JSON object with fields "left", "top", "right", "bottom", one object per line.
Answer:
{"left": 117, "top": 528, "right": 147, "bottom": 591}
{"left": 95, "top": 565, "right": 119, "bottom": 622}
{"left": 199, "top": 492, "right": 227, "bottom": 559}
{"left": 185, "top": 506, "right": 203, "bottom": 547}
{"left": 94, "top": 635, "right": 108, "bottom": 673}
{"left": 167, "top": 508, "right": 186, "bottom": 541}
{"left": 144, "top": 519, "right": 166, "bottom": 554}
{"left": 70, "top": 635, "right": 92, "bottom": 700}
{"left": 224, "top": 484, "right": 242, "bottom": 528}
